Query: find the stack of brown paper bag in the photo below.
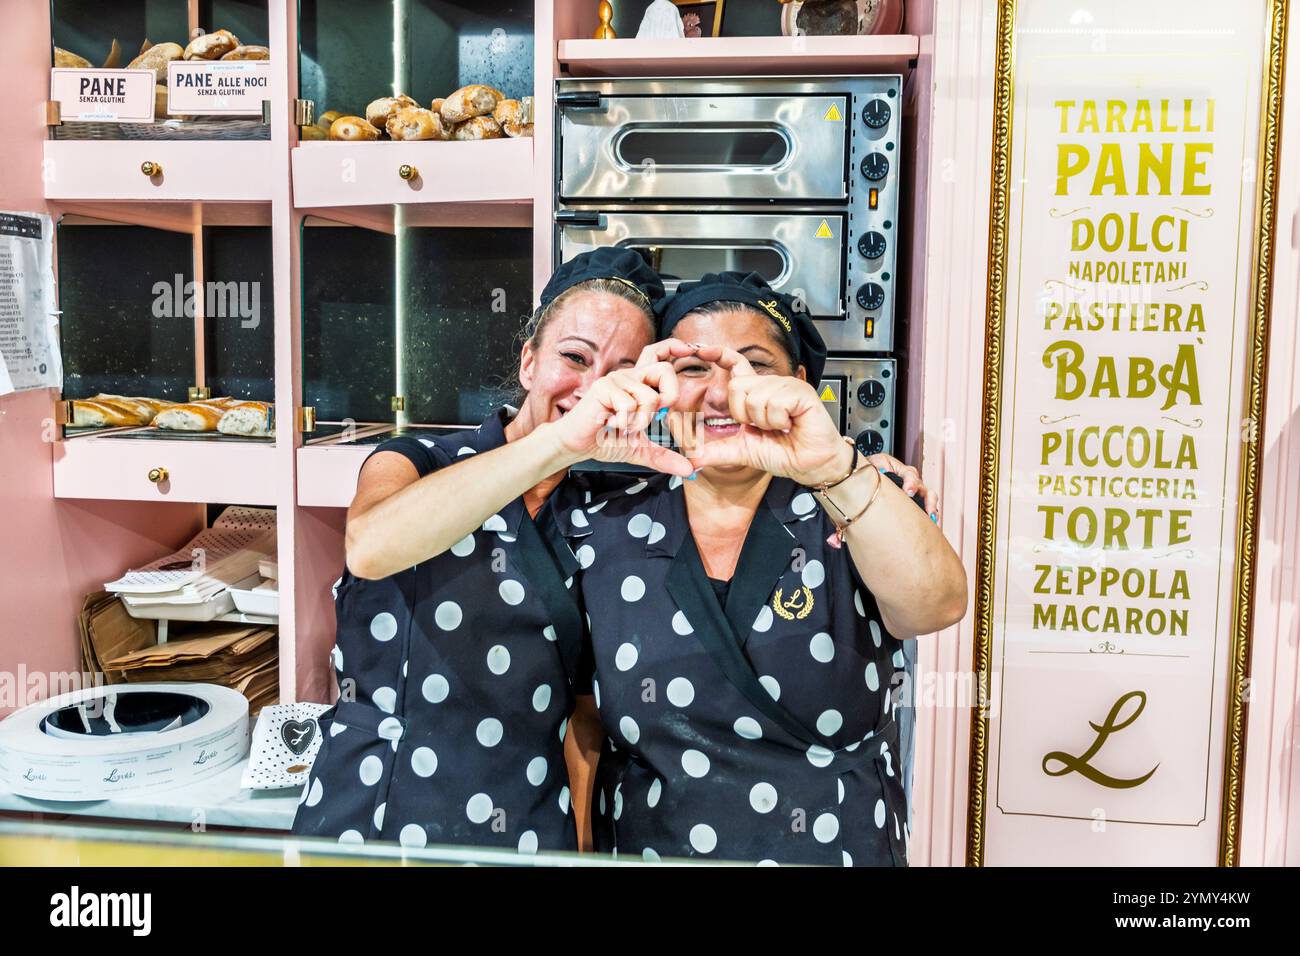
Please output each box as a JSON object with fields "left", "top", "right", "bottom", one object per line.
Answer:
{"left": 101, "top": 623, "right": 278, "bottom": 714}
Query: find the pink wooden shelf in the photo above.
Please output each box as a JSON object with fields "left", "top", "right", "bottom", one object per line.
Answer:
{"left": 291, "top": 137, "right": 534, "bottom": 208}
{"left": 43, "top": 140, "right": 275, "bottom": 201}
{"left": 297, "top": 443, "right": 371, "bottom": 508}
{"left": 52, "top": 437, "right": 278, "bottom": 505}
{"left": 558, "top": 34, "right": 919, "bottom": 77}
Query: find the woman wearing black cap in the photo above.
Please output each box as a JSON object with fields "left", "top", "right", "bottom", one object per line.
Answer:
{"left": 291, "top": 248, "right": 694, "bottom": 854}
{"left": 559, "top": 271, "right": 968, "bottom": 865}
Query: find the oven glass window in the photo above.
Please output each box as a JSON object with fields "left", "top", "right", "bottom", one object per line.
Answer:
{"left": 617, "top": 129, "right": 789, "bottom": 168}
{"left": 630, "top": 244, "right": 786, "bottom": 284}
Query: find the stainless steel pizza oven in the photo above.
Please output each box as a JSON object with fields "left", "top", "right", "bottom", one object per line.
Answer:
{"left": 554, "top": 75, "right": 904, "bottom": 353}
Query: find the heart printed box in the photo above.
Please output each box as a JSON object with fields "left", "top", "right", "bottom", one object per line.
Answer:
{"left": 240, "top": 701, "right": 331, "bottom": 790}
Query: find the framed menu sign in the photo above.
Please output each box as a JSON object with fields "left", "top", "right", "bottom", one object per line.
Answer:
{"left": 969, "top": 0, "right": 1288, "bottom": 865}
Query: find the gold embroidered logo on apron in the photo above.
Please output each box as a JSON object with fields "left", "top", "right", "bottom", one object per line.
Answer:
{"left": 772, "top": 585, "right": 814, "bottom": 621}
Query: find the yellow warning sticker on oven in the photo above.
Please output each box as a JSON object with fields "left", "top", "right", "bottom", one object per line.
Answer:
{"left": 820, "top": 385, "right": 836, "bottom": 402}
{"left": 824, "top": 103, "right": 843, "bottom": 122}
{"left": 814, "top": 219, "right": 834, "bottom": 239}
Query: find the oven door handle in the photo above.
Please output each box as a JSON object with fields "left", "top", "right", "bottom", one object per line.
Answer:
{"left": 556, "top": 90, "right": 606, "bottom": 111}
{"left": 554, "top": 210, "right": 607, "bottom": 230}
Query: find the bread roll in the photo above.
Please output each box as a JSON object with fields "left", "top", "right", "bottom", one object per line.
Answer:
{"left": 300, "top": 124, "right": 327, "bottom": 141}
{"left": 217, "top": 402, "right": 275, "bottom": 437}
{"left": 453, "top": 115, "right": 504, "bottom": 141}
{"left": 102, "top": 38, "right": 122, "bottom": 68}
{"left": 316, "top": 109, "right": 341, "bottom": 131}
{"left": 154, "top": 402, "right": 226, "bottom": 431}
{"left": 365, "top": 94, "right": 418, "bottom": 132}
{"left": 492, "top": 99, "right": 533, "bottom": 138}
{"left": 184, "top": 29, "right": 240, "bottom": 61}
{"left": 55, "top": 47, "right": 92, "bottom": 69}
{"left": 386, "top": 106, "right": 452, "bottom": 141}
{"left": 430, "top": 98, "right": 446, "bottom": 115}
{"left": 221, "top": 45, "right": 270, "bottom": 61}
{"left": 127, "top": 42, "right": 184, "bottom": 84}
{"left": 328, "top": 116, "right": 380, "bottom": 141}
{"left": 440, "top": 84, "right": 504, "bottom": 124}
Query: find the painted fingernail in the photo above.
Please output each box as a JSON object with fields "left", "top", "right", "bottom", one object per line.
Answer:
{"left": 930, "top": 512, "right": 939, "bottom": 523}
{"left": 654, "top": 406, "right": 669, "bottom": 423}
{"left": 685, "top": 470, "right": 698, "bottom": 480}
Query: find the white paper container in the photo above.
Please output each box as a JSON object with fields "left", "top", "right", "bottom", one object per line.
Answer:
{"left": 229, "top": 575, "right": 279, "bottom": 618}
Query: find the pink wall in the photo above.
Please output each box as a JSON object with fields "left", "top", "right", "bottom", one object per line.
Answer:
{"left": 0, "top": 1, "right": 200, "bottom": 717}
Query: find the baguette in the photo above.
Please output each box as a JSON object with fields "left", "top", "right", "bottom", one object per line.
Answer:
{"left": 89, "top": 394, "right": 169, "bottom": 422}
{"left": 217, "top": 402, "right": 275, "bottom": 437}
{"left": 440, "top": 84, "right": 504, "bottom": 124}
{"left": 71, "top": 400, "right": 148, "bottom": 428}
{"left": 153, "top": 402, "right": 226, "bottom": 431}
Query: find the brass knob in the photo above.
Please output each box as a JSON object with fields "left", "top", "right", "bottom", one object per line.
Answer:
{"left": 398, "top": 164, "right": 418, "bottom": 181}
{"left": 148, "top": 467, "right": 169, "bottom": 483}
{"left": 141, "top": 161, "right": 162, "bottom": 177}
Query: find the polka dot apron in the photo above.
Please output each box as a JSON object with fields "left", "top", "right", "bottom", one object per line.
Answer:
{"left": 562, "top": 473, "right": 914, "bottom": 866}
{"left": 291, "top": 409, "right": 588, "bottom": 855}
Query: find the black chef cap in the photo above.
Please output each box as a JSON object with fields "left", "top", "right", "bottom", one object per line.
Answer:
{"left": 539, "top": 247, "right": 666, "bottom": 310}
{"left": 657, "top": 271, "right": 828, "bottom": 386}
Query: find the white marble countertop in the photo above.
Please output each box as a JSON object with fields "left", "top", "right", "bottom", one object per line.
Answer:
{"left": 0, "top": 761, "right": 300, "bottom": 830}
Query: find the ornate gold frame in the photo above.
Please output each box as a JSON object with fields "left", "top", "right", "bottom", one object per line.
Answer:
{"left": 967, "top": 0, "right": 1290, "bottom": 867}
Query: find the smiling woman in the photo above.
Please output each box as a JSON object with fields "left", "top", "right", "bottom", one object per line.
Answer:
{"left": 291, "top": 248, "right": 679, "bottom": 855}
{"left": 558, "top": 271, "right": 967, "bottom": 866}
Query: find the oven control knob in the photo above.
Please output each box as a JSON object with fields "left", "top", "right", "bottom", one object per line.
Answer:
{"left": 855, "top": 282, "right": 885, "bottom": 311}
{"left": 862, "top": 99, "right": 892, "bottom": 130}
{"left": 857, "top": 380, "right": 887, "bottom": 408}
{"left": 857, "top": 231, "right": 887, "bottom": 260}
{"left": 855, "top": 429, "right": 886, "bottom": 456}
{"left": 860, "top": 153, "right": 890, "bottom": 181}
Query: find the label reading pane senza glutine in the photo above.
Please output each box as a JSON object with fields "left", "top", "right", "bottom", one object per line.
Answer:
{"left": 167, "top": 61, "right": 270, "bottom": 115}
{"left": 49, "top": 68, "right": 156, "bottom": 122}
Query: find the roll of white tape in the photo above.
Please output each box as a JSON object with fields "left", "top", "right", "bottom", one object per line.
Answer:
{"left": 0, "top": 683, "right": 249, "bottom": 801}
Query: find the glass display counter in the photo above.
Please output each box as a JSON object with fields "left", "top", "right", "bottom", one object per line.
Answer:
{"left": 293, "top": 0, "right": 535, "bottom": 207}
{"left": 299, "top": 215, "right": 531, "bottom": 443}
{"left": 50, "top": 0, "right": 272, "bottom": 141}
{"left": 57, "top": 219, "right": 275, "bottom": 444}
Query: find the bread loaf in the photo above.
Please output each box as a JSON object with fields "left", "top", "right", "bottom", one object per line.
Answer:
{"left": 430, "top": 98, "right": 446, "bottom": 115}
{"left": 221, "top": 45, "right": 269, "bottom": 61}
{"left": 217, "top": 402, "right": 275, "bottom": 437}
{"left": 127, "top": 42, "right": 184, "bottom": 84}
{"left": 184, "top": 29, "right": 240, "bottom": 61}
{"left": 55, "top": 47, "right": 92, "bottom": 69}
{"left": 71, "top": 400, "right": 147, "bottom": 428}
{"left": 453, "top": 115, "right": 504, "bottom": 141}
{"left": 365, "top": 94, "right": 418, "bottom": 132}
{"left": 300, "top": 124, "right": 327, "bottom": 141}
{"left": 328, "top": 116, "right": 381, "bottom": 141}
{"left": 154, "top": 402, "right": 226, "bottom": 431}
{"left": 386, "top": 106, "right": 452, "bottom": 141}
{"left": 316, "top": 109, "right": 341, "bottom": 131}
{"left": 90, "top": 394, "right": 171, "bottom": 423}
{"left": 440, "top": 84, "right": 504, "bottom": 124}
{"left": 492, "top": 99, "right": 533, "bottom": 138}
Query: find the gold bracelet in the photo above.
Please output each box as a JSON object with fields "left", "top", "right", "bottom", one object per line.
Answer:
{"left": 811, "top": 436, "right": 859, "bottom": 493}
{"left": 820, "top": 466, "right": 884, "bottom": 548}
